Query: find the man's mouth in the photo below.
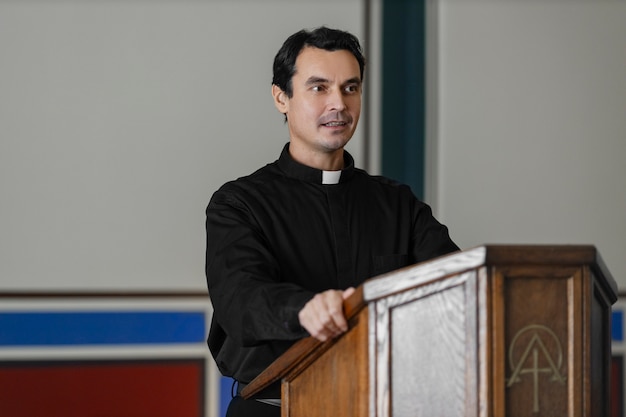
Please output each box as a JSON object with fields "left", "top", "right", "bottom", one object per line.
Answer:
{"left": 322, "top": 121, "right": 347, "bottom": 127}
{"left": 319, "top": 112, "right": 352, "bottom": 128}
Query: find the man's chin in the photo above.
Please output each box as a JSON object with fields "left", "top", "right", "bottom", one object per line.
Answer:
{"left": 320, "top": 130, "right": 354, "bottom": 147}
{"left": 320, "top": 137, "right": 351, "bottom": 152}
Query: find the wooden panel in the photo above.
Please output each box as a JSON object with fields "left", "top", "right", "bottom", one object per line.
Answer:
{"left": 391, "top": 282, "right": 470, "bottom": 416}
{"left": 373, "top": 270, "right": 478, "bottom": 417}
{"left": 498, "top": 266, "right": 581, "bottom": 417}
{"left": 284, "top": 307, "right": 369, "bottom": 417}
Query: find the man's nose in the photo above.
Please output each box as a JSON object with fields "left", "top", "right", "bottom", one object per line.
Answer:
{"left": 327, "top": 88, "right": 346, "bottom": 111}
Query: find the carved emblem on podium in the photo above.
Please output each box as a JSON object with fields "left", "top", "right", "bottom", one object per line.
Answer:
{"left": 506, "top": 324, "right": 567, "bottom": 413}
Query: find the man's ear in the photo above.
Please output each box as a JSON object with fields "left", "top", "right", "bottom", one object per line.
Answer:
{"left": 272, "top": 84, "right": 289, "bottom": 115}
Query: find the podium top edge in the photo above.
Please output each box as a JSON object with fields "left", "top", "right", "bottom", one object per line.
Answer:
{"left": 363, "top": 244, "right": 618, "bottom": 302}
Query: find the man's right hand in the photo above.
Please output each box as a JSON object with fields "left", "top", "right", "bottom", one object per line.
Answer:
{"left": 297, "top": 287, "right": 355, "bottom": 342}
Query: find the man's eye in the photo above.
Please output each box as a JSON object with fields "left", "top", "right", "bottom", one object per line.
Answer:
{"left": 312, "top": 85, "right": 325, "bottom": 92}
{"left": 345, "top": 85, "right": 360, "bottom": 93}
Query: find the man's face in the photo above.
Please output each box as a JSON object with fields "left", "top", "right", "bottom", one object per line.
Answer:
{"left": 274, "top": 47, "right": 362, "bottom": 160}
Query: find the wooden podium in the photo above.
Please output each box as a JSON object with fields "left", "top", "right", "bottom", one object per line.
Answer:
{"left": 242, "top": 245, "right": 618, "bottom": 417}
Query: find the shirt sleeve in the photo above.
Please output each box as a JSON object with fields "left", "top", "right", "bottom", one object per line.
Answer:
{"left": 205, "top": 187, "right": 313, "bottom": 347}
{"left": 411, "top": 195, "right": 460, "bottom": 263}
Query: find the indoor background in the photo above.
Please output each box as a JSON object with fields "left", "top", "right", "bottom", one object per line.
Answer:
{"left": 1, "top": 1, "right": 625, "bottom": 416}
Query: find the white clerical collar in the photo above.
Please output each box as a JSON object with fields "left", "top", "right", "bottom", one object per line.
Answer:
{"left": 322, "top": 170, "right": 341, "bottom": 185}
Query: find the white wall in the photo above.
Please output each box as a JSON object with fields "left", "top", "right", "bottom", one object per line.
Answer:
{"left": 429, "top": 0, "right": 626, "bottom": 289}
{"left": 5, "top": 0, "right": 622, "bottom": 293}
{"left": 0, "top": 0, "right": 365, "bottom": 291}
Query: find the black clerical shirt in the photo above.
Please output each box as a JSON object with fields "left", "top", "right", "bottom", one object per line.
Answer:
{"left": 205, "top": 143, "right": 458, "bottom": 386}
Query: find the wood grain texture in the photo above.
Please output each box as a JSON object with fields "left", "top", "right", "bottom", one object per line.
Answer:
{"left": 240, "top": 245, "right": 617, "bottom": 417}
{"left": 372, "top": 271, "right": 478, "bottom": 417}
{"left": 500, "top": 266, "right": 575, "bottom": 416}
{"left": 284, "top": 307, "right": 369, "bottom": 417}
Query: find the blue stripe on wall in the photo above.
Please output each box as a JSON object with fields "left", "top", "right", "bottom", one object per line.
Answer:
{"left": 0, "top": 311, "right": 206, "bottom": 346}
{"left": 613, "top": 310, "right": 623, "bottom": 342}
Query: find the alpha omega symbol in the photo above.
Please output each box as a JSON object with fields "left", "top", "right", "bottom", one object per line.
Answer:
{"left": 506, "top": 324, "right": 567, "bottom": 413}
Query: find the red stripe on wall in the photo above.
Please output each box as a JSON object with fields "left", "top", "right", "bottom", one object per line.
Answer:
{"left": 0, "top": 359, "right": 204, "bottom": 417}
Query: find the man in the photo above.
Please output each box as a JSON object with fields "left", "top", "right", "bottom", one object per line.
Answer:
{"left": 205, "top": 27, "right": 458, "bottom": 417}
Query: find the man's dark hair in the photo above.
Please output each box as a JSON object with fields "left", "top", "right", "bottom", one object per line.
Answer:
{"left": 272, "top": 27, "right": 366, "bottom": 97}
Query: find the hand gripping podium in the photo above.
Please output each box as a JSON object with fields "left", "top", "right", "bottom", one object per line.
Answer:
{"left": 242, "top": 245, "right": 618, "bottom": 417}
